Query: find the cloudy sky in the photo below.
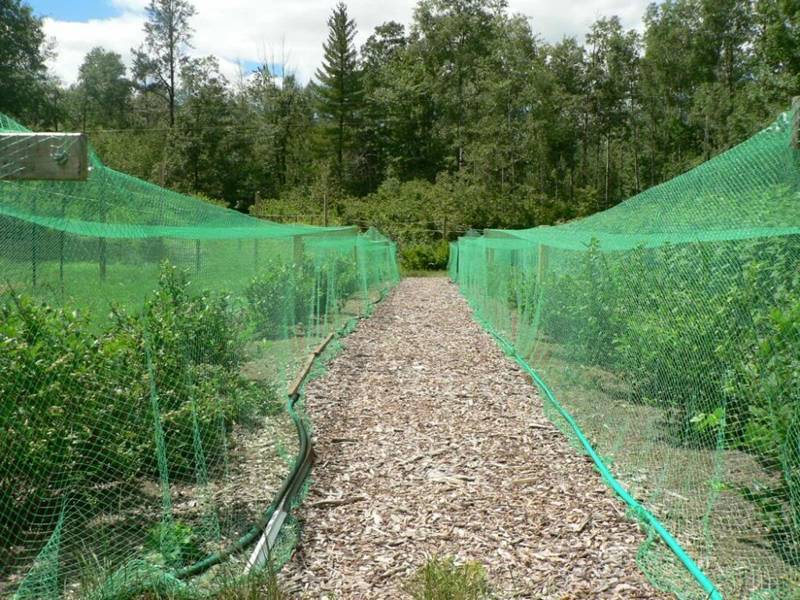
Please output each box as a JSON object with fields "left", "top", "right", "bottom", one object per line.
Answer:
{"left": 29, "top": 0, "right": 652, "bottom": 86}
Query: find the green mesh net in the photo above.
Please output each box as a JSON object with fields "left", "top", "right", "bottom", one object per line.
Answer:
{"left": 0, "top": 113, "right": 399, "bottom": 598}
{"left": 452, "top": 106, "right": 800, "bottom": 599}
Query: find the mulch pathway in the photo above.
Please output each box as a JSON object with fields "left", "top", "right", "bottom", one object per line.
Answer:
{"left": 280, "top": 277, "right": 669, "bottom": 599}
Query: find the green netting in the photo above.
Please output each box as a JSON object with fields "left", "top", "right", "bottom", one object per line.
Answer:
{"left": 452, "top": 106, "right": 800, "bottom": 599}
{"left": 0, "top": 114, "right": 399, "bottom": 598}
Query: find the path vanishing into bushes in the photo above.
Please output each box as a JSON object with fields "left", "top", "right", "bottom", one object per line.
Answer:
{"left": 280, "top": 278, "right": 667, "bottom": 598}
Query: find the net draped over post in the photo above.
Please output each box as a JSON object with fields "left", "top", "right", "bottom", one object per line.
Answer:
{"left": 452, "top": 107, "right": 800, "bottom": 599}
{"left": 0, "top": 114, "right": 399, "bottom": 598}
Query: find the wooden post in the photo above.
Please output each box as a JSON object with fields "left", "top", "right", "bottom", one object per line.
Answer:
{"left": 537, "top": 243, "right": 548, "bottom": 286}
{"left": 792, "top": 96, "right": 800, "bottom": 150}
{"left": 293, "top": 235, "right": 304, "bottom": 266}
{"left": 59, "top": 197, "right": 65, "bottom": 295}
{"left": 31, "top": 198, "right": 37, "bottom": 288}
{"left": 99, "top": 238, "right": 107, "bottom": 281}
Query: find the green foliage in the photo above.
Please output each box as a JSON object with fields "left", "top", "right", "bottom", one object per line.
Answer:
{"left": 0, "top": 0, "right": 53, "bottom": 124}
{"left": 145, "top": 521, "right": 203, "bottom": 567}
{"left": 0, "top": 263, "right": 276, "bottom": 538}
{"left": 8, "top": 0, "right": 798, "bottom": 225}
{"left": 70, "top": 47, "right": 133, "bottom": 130}
{"left": 486, "top": 232, "right": 800, "bottom": 567}
{"left": 0, "top": 294, "right": 151, "bottom": 536}
{"left": 244, "top": 254, "right": 360, "bottom": 338}
{"left": 243, "top": 259, "right": 297, "bottom": 339}
{"left": 405, "top": 556, "right": 492, "bottom": 600}
{"left": 401, "top": 240, "right": 450, "bottom": 271}
{"left": 736, "top": 298, "right": 800, "bottom": 564}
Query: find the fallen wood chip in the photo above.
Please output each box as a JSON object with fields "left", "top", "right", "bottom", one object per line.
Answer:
{"left": 308, "top": 495, "right": 368, "bottom": 509}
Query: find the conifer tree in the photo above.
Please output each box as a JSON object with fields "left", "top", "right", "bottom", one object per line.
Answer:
{"left": 314, "top": 2, "right": 362, "bottom": 188}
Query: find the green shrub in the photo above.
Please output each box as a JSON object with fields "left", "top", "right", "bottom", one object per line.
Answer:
{"left": 0, "top": 295, "right": 152, "bottom": 537}
{"left": 145, "top": 521, "right": 204, "bottom": 568}
{"left": 111, "top": 264, "right": 272, "bottom": 477}
{"left": 0, "top": 263, "right": 277, "bottom": 539}
{"left": 736, "top": 299, "right": 800, "bottom": 564}
{"left": 405, "top": 556, "right": 492, "bottom": 600}
{"left": 401, "top": 240, "right": 450, "bottom": 271}
{"left": 244, "top": 258, "right": 297, "bottom": 339}
{"left": 245, "top": 254, "right": 361, "bottom": 338}
{"left": 503, "top": 235, "right": 800, "bottom": 559}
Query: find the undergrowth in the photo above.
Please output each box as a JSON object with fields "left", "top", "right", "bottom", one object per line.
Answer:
{"left": 405, "top": 556, "right": 493, "bottom": 600}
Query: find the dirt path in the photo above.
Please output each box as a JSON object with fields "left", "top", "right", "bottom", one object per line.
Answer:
{"left": 280, "top": 277, "right": 667, "bottom": 599}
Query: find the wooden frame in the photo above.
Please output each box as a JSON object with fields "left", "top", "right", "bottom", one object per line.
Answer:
{"left": 0, "top": 132, "right": 88, "bottom": 181}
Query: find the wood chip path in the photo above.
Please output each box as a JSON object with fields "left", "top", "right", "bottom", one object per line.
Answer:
{"left": 280, "top": 277, "right": 669, "bottom": 598}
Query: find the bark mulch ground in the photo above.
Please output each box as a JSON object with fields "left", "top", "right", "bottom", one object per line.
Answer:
{"left": 280, "top": 277, "right": 670, "bottom": 599}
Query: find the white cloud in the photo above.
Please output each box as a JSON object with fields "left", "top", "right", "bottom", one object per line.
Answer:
{"left": 42, "top": 0, "right": 651, "bottom": 86}
{"left": 510, "top": 0, "right": 649, "bottom": 42}
{"left": 44, "top": 13, "right": 145, "bottom": 86}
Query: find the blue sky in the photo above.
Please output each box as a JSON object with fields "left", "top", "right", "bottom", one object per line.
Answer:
{"left": 32, "top": 0, "right": 652, "bottom": 86}
{"left": 29, "top": 0, "right": 121, "bottom": 22}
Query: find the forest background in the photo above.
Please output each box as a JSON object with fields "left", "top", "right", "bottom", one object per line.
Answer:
{"left": 2, "top": 0, "right": 798, "bottom": 269}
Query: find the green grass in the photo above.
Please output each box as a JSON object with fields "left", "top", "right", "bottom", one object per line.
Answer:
{"left": 405, "top": 556, "right": 492, "bottom": 600}
{"left": 87, "top": 567, "right": 287, "bottom": 600}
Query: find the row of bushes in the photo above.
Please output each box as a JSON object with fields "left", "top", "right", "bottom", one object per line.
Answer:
{"left": 400, "top": 240, "right": 450, "bottom": 272}
{"left": 489, "top": 235, "right": 800, "bottom": 562}
{"left": 244, "top": 254, "right": 360, "bottom": 338}
{"left": 0, "top": 254, "right": 361, "bottom": 543}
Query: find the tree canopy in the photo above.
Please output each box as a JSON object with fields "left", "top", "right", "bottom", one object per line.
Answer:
{"left": 3, "top": 0, "right": 799, "bottom": 259}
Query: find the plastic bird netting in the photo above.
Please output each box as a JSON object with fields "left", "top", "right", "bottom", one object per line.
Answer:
{"left": 0, "top": 113, "right": 399, "bottom": 599}
{"left": 451, "top": 106, "right": 800, "bottom": 599}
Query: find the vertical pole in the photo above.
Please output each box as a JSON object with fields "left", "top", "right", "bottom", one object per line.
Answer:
{"left": 293, "top": 235, "right": 304, "bottom": 266}
{"left": 537, "top": 243, "right": 548, "bottom": 288}
{"left": 31, "top": 200, "right": 37, "bottom": 288}
{"left": 99, "top": 238, "right": 107, "bottom": 281}
{"left": 792, "top": 96, "right": 800, "bottom": 150}
{"left": 59, "top": 197, "right": 65, "bottom": 296}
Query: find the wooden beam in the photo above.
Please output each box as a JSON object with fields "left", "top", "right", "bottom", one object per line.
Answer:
{"left": 0, "top": 133, "right": 88, "bottom": 181}
{"left": 792, "top": 97, "right": 800, "bottom": 150}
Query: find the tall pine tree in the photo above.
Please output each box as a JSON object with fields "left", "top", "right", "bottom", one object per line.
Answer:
{"left": 314, "top": 2, "right": 362, "bottom": 190}
{"left": 132, "top": 0, "right": 196, "bottom": 127}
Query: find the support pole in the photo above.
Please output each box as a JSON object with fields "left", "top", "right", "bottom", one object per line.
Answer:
{"left": 59, "top": 197, "right": 65, "bottom": 295}
{"left": 792, "top": 96, "right": 800, "bottom": 150}
{"left": 293, "top": 235, "right": 304, "bottom": 266}
{"left": 99, "top": 238, "right": 107, "bottom": 281}
{"left": 253, "top": 239, "right": 259, "bottom": 272}
{"left": 537, "top": 243, "right": 548, "bottom": 287}
{"left": 31, "top": 216, "right": 37, "bottom": 288}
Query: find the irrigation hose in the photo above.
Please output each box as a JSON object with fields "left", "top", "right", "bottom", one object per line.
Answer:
{"left": 174, "top": 284, "right": 393, "bottom": 581}
{"left": 468, "top": 305, "right": 723, "bottom": 600}
{"left": 243, "top": 333, "right": 332, "bottom": 573}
